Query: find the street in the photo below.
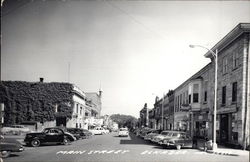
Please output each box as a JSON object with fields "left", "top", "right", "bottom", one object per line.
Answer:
{"left": 4, "top": 132, "right": 249, "bottom": 162}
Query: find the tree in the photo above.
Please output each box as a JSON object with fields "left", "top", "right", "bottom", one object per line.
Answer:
{"left": 110, "top": 114, "right": 138, "bottom": 129}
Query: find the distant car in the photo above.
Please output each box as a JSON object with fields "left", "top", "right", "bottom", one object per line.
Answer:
{"left": 1, "top": 125, "right": 31, "bottom": 135}
{"left": 158, "top": 131, "right": 193, "bottom": 150}
{"left": 0, "top": 135, "right": 24, "bottom": 158}
{"left": 24, "top": 127, "right": 75, "bottom": 147}
{"left": 89, "top": 127, "right": 106, "bottom": 135}
{"left": 118, "top": 128, "right": 129, "bottom": 137}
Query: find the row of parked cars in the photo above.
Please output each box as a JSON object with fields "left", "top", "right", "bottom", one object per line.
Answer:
{"left": 0, "top": 125, "right": 109, "bottom": 158}
{"left": 134, "top": 128, "right": 195, "bottom": 150}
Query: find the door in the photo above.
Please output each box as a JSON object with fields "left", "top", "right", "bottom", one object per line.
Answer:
{"left": 220, "top": 114, "right": 229, "bottom": 143}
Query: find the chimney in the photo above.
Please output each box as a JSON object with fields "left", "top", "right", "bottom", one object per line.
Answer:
{"left": 39, "top": 78, "right": 44, "bottom": 82}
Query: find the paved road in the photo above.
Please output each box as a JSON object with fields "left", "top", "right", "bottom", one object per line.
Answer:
{"left": 4, "top": 132, "right": 249, "bottom": 162}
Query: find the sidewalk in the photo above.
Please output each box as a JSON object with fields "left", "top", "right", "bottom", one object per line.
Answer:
{"left": 196, "top": 139, "right": 249, "bottom": 156}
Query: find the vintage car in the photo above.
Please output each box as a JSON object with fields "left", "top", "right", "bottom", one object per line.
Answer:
{"left": 158, "top": 131, "right": 193, "bottom": 150}
{"left": 66, "top": 128, "right": 92, "bottom": 139}
{"left": 0, "top": 135, "right": 24, "bottom": 158}
{"left": 118, "top": 128, "right": 129, "bottom": 137}
{"left": 24, "top": 127, "right": 75, "bottom": 147}
{"left": 151, "top": 130, "right": 173, "bottom": 143}
{"left": 144, "top": 129, "right": 162, "bottom": 141}
{"left": 1, "top": 125, "right": 31, "bottom": 135}
{"left": 89, "top": 127, "right": 106, "bottom": 135}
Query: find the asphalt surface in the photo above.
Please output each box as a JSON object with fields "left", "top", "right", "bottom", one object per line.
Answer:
{"left": 3, "top": 132, "right": 249, "bottom": 162}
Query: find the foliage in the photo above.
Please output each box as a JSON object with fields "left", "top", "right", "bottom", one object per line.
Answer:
{"left": 110, "top": 114, "right": 138, "bottom": 129}
{"left": 0, "top": 81, "right": 74, "bottom": 125}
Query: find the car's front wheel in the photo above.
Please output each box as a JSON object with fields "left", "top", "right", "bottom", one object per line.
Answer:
{"left": 176, "top": 145, "right": 181, "bottom": 150}
{"left": 62, "top": 137, "right": 70, "bottom": 145}
{"left": 30, "top": 139, "right": 41, "bottom": 147}
{"left": 0, "top": 151, "right": 11, "bottom": 158}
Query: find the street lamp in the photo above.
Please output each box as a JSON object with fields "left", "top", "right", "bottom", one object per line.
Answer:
{"left": 189, "top": 44, "right": 218, "bottom": 150}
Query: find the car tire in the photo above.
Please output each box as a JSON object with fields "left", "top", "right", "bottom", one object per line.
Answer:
{"left": 176, "top": 145, "right": 181, "bottom": 150}
{"left": 0, "top": 151, "right": 11, "bottom": 158}
{"left": 31, "top": 139, "right": 41, "bottom": 147}
{"left": 63, "top": 137, "right": 70, "bottom": 145}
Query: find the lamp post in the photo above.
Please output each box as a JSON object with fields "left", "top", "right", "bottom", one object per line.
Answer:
{"left": 189, "top": 44, "right": 218, "bottom": 150}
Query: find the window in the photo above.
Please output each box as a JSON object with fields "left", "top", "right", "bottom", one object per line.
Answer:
{"left": 204, "top": 81, "right": 208, "bottom": 103}
{"left": 193, "top": 84, "right": 199, "bottom": 103}
{"left": 80, "top": 107, "right": 82, "bottom": 115}
{"left": 204, "top": 91, "right": 207, "bottom": 102}
{"left": 189, "top": 94, "right": 191, "bottom": 104}
{"left": 222, "top": 57, "right": 228, "bottom": 74}
{"left": 76, "top": 104, "right": 79, "bottom": 113}
{"left": 233, "top": 52, "right": 239, "bottom": 69}
{"left": 193, "top": 94, "right": 199, "bottom": 103}
{"left": 232, "top": 82, "right": 237, "bottom": 102}
{"left": 222, "top": 86, "right": 226, "bottom": 105}
{"left": 186, "top": 91, "right": 188, "bottom": 104}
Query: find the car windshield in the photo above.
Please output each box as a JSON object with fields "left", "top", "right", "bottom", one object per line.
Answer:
{"left": 172, "top": 133, "right": 181, "bottom": 137}
{"left": 161, "top": 131, "right": 170, "bottom": 135}
{"left": 120, "top": 128, "right": 127, "bottom": 131}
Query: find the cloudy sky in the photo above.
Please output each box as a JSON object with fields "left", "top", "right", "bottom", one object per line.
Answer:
{"left": 2, "top": 0, "right": 250, "bottom": 117}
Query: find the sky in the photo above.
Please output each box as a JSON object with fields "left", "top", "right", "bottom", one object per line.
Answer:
{"left": 2, "top": 0, "right": 250, "bottom": 118}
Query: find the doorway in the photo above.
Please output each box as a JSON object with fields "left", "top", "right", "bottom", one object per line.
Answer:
{"left": 220, "top": 114, "right": 229, "bottom": 143}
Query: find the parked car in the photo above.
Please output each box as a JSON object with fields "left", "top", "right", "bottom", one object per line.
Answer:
{"left": 144, "top": 129, "right": 162, "bottom": 141}
{"left": 140, "top": 129, "right": 153, "bottom": 138}
{"left": 24, "top": 127, "right": 75, "bottom": 147}
{"left": 89, "top": 127, "right": 106, "bottom": 135}
{"left": 158, "top": 131, "right": 193, "bottom": 150}
{"left": 1, "top": 125, "right": 31, "bottom": 135}
{"left": 118, "top": 128, "right": 129, "bottom": 137}
{"left": 0, "top": 135, "right": 24, "bottom": 158}
{"left": 151, "top": 130, "right": 173, "bottom": 143}
{"left": 66, "top": 128, "right": 92, "bottom": 139}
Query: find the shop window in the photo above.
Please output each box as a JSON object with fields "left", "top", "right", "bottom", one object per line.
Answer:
{"left": 222, "top": 86, "right": 226, "bottom": 105}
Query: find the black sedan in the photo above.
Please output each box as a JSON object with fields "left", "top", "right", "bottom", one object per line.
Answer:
{"left": 24, "top": 127, "right": 75, "bottom": 147}
{"left": 0, "top": 135, "right": 24, "bottom": 158}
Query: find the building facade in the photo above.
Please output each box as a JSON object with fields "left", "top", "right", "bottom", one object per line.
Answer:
{"left": 0, "top": 80, "right": 103, "bottom": 131}
{"left": 139, "top": 23, "right": 250, "bottom": 148}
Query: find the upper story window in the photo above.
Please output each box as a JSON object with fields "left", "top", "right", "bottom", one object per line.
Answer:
{"left": 222, "top": 86, "right": 226, "bottom": 105}
{"left": 204, "top": 81, "right": 208, "bottom": 103}
{"left": 222, "top": 57, "right": 228, "bottom": 74}
{"left": 193, "top": 84, "right": 199, "bottom": 103}
{"left": 76, "top": 104, "right": 79, "bottom": 113}
{"left": 233, "top": 52, "right": 240, "bottom": 69}
{"left": 232, "top": 82, "right": 237, "bottom": 102}
{"left": 80, "top": 107, "right": 82, "bottom": 115}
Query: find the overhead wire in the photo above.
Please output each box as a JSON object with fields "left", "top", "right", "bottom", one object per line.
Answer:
{"left": 105, "top": 0, "right": 167, "bottom": 40}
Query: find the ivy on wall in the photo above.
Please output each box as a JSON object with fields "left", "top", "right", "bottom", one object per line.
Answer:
{"left": 0, "top": 81, "right": 74, "bottom": 125}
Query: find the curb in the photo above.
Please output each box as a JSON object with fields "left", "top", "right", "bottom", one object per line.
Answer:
{"left": 206, "top": 150, "right": 238, "bottom": 156}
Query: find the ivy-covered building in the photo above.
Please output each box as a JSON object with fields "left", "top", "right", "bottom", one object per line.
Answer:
{"left": 0, "top": 80, "right": 102, "bottom": 130}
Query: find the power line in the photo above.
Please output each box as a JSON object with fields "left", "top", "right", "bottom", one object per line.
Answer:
{"left": 2, "top": 0, "right": 31, "bottom": 17}
{"left": 105, "top": 0, "right": 167, "bottom": 40}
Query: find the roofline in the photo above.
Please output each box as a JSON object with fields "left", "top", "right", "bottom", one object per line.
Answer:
{"left": 204, "top": 23, "right": 250, "bottom": 58}
{"left": 174, "top": 62, "right": 212, "bottom": 91}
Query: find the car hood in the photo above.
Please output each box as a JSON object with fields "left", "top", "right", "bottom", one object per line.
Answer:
{"left": 0, "top": 138, "right": 22, "bottom": 145}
